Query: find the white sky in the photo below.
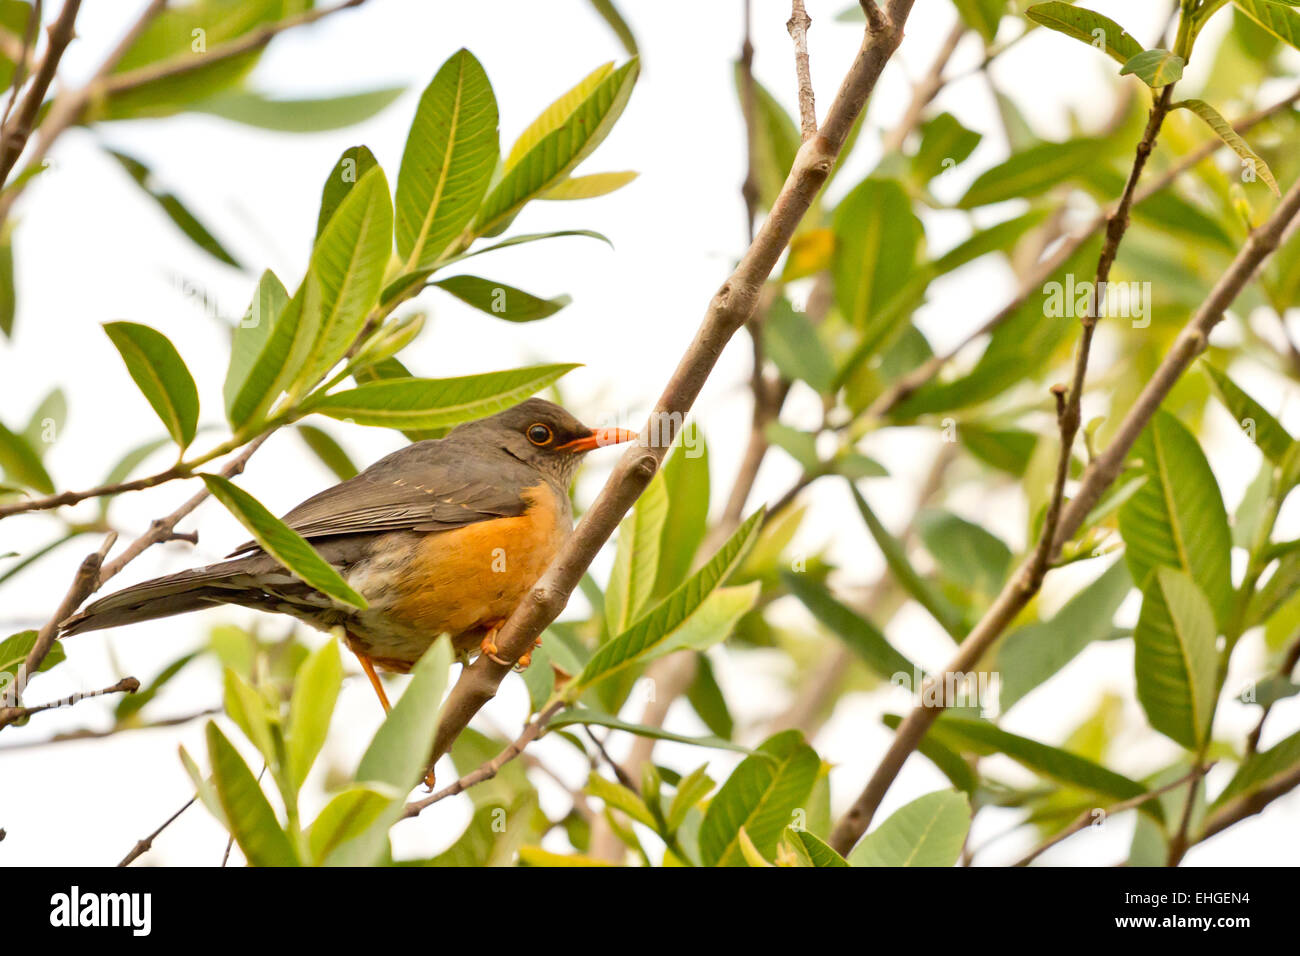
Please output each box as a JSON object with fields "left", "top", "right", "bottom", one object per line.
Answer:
{"left": 1, "top": 0, "right": 1297, "bottom": 866}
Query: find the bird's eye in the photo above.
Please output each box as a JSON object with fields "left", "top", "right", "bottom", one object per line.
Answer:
{"left": 527, "top": 423, "right": 553, "bottom": 446}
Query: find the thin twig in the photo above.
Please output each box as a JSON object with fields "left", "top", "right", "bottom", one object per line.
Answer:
{"left": 880, "top": 20, "right": 965, "bottom": 154}
{"left": 2, "top": 675, "right": 139, "bottom": 722}
{"left": 98, "top": 434, "right": 270, "bottom": 584}
{"left": 117, "top": 796, "right": 195, "bottom": 867}
{"left": 863, "top": 83, "right": 1300, "bottom": 421}
{"left": 584, "top": 726, "right": 638, "bottom": 791}
{"left": 0, "top": 532, "right": 115, "bottom": 729}
{"left": 0, "top": 0, "right": 41, "bottom": 132}
{"left": 787, "top": 1, "right": 815, "bottom": 141}
{"left": 427, "top": 0, "right": 918, "bottom": 770}
{"left": 0, "top": 0, "right": 367, "bottom": 223}
{"left": 1245, "top": 627, "right": 1300, "bottom": 755}
{"left": 402, "top": 701, "right": 565, "bottom": 818}
{"left": 0, "top": 0, "right": 80, "bottom": 185}
{"left": 1011, "top": 764, "right": 1212, "bottom": 867}
{"left": 828, "top": 102, "right": 1300, "bottom": 859}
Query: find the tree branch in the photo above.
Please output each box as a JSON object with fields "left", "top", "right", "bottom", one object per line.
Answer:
{"left": 0, "top": 0, "right": 41, "bottom": 132}
{"left": 427, "top": 1, "right": 918, "bottom": 768}
{"left": 828, "top": 94, "right": 1300, "bottom": 858}
{"left": 1, "top": 675, "right": 139, "bottom": 724}
{"left": 0, "top": 0, "right": 368, "bottom": 224}
{"left": 0, "top": 0, "right": 81, "bottom": 185}
{"left": 787, "top": 0, "right": 815, "bottom": 141}
{"left": 402, "top": 701, "right": 565, "bottom": 819}
{"left": 118, "top": 796, "right": 196, "bottom": 867}
{"left": 864, "top": 83, "right": 1300, "bottom": 421}
{"left": 1010, "top": 763, "right": 1212, "bottom": 867}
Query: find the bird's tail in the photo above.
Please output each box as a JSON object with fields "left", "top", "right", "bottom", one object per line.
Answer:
{"left": 59, "top": 557, "right": 272, "bottom": 636}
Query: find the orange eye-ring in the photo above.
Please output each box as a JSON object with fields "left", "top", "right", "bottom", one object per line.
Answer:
{"left": 527, "top": 423, "right": 553, "bottom": 446}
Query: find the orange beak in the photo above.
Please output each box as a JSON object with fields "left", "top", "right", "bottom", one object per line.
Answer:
{"left": 558, "top": 427, "right": 639, "bottom": 453}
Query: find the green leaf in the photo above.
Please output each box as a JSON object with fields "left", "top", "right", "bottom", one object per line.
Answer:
{"left": 575, "top": 509, "right": 764, "bottom": 690}
{"left": 295, "top": 425, "right": 359, "bottom": 482}
{"left": 1023, "top": 2, "right": 1145, "bottom": 65}
{"left": 547, "top": 709, "right": 754, "bottom": 754}
{"left": 916, "top": 509, "right": 1012, "bottom": 601}
{"left": 1175, "top": 98, "right": 1280, "bottom": 196}
{"left": 290, "top": 165, "right": 394, "bottom": 392}
{"left": 912, "top": 112, "right": 982, "bottom": 182}
{"left": 286, "top": 640, "right": 343, "bottom": 790}
{"left": 205, "top": 721, "right": 299, "bottom": 866}
{"left": 307, "top": 783, "right": 399, "bottom": 864}
{"left": 998, "top": 559, "right": 1132, "bottom": 710}
{"left": 605, "top": 471, "right": 670, "bottom": 635}
{"left": 316, "top": 146, "right": 378, "bottom": 241}
{"left": 1212, "top": 728, "right": 1300, "bottom": 809}
{"left": 224, "top": 269, "right": 290, "bottom": 427}
{"left": 654, "top": 428, "right": 710, "bottom": 596}
{"left": 587, "top": 772, "right": 657, "bottom": 828}
{"left": 115, "top": 651, "right": 197, "bottom": 722}
{"left": 1133, "top": 567, "right": 1218, "bottom": 750}
{"left": 23, "top": 388, "right": 66, "bottom": 456}
{"left": 0, "top": 422, "right": 54, "bottom": 493}
{"left": 477, "top": 59, "right": 638, "bottom": 236}
{"left": 0, "top": 629, "right": 64, "bottom": 683}
{"left": 306, "top": 364, "right": 578, "bottom": 430}
{"left": 881, "top": 714, "right": 978, "bottom": 793}
{"left": 668, "top": 764, "right": 715, "bottom": 833}
{"left": 353, "top": 638, "right": 452, "bottom": 792}
{"left": 849, "top": 483, "right": 967, "bottom": 639}
{"left": 180, "top": 743, "right": 226, "bottom": 828}
{"left": 200, "top": 474, "right": 367, "bottom": 610}
{"left": 102, "top": 0, "right": 284, "bottom": 121}
{"left": 734, "top": 68, "right": 801, "bottom": 210}
{"left": 0, "top": 221, "right": 14, "bottom": 337}
{"left": 929, "top": 715, "right": 1160, "bottom": 816}
{"left": 792, "top": 829, "right": 851, "bottom": 867}
{"left": 221, "top": 667, "right": 276, "bottom": 767}
{"left": 103, "top": 321, "right": 200, "bottom": 450}
{"left": 832, "top": 178, "right": 924, "bottom": 360}
{"left": 848, "top": 790, "right": 970, "bottom": 867}
{"left": 782, "top": 572, "right": 915, "bottom": 678}
{"left": 431, "top": 275, "right": 570, "bottom": 322}
{"left": 1118, "top": 410, "right": 1234, "bottom": 629}
{"left": 1232, "top": 0, "right": 1300, "bottom": 51}
{"left": 540, "top": 171, "right": 638, "bottom": 199}
{"left": 954, "top": 0, "right": 1006, "bottom": 43}
{"left": 106, "top": 149, "right": 240, "bottom": 267}
{"left": 959, "top": 423, "right": 1039, "bottom": 477}
{"left": 1202, "top": 361, "right": 1295, "bottom": 464}
{"left": 698, "top": 730, "right": 820, "bottom": 867}
{"left": 957, "top": 138, "right": 1101, "bottom": 208}
{"left": 396, "top": 50, "right": 499, "bottom": 270}
{"left": 763, "top": 299, "right": 836, "bottom": 393}
{"left": 1119, "top": 49, "right": 1185, "bottom": 87}
{"left": 194, "top": 86, "right": 404, "bottom": 132}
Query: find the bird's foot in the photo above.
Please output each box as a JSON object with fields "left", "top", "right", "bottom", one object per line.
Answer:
{"left": 423, "top": 766, "right": 437, "bottom": 791}
{"left": 479, "top": 628, "right": 542, "bottom": 671}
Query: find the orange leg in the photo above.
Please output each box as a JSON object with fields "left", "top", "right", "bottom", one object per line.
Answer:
{"left": 351, "top": 644, "right": 392, "bottom": 713}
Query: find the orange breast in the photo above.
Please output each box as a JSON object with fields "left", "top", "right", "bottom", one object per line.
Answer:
{"left": 383, "top": 482, "right": 570, "bottom": 641}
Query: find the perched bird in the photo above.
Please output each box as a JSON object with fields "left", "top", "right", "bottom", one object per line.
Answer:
{"left": 62, "top": 398, "right": 637, "bottom": 714}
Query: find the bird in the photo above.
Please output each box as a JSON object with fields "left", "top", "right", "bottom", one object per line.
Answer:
{"left": 62, "top": 398, "right": 637, "bottom": 717}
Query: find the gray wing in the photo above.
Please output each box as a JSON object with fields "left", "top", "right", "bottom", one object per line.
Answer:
{"left": 227, "top": 439, "right": 532, "bottom": 557}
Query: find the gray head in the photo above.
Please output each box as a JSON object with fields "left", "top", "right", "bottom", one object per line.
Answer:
{"left": 448, "top": 398, "right": 637, "bottom": 487}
